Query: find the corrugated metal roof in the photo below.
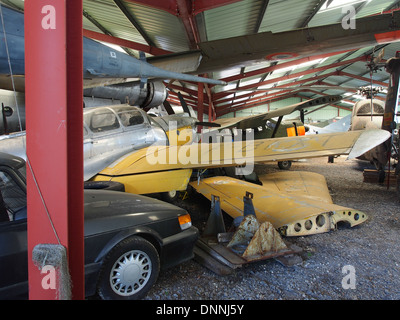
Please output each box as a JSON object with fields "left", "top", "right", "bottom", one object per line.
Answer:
{"left": 124, "top": 2, "right": 190, "bottom": 52}
{"left": 2, "top": 0, "right": 400, "bottom": 120}
{"left": 202, "top": 0, "right": 264, "bottom": 41}
{"left": 260, "top": 0, "right": 319, "bottom": 32}
{"left": 309, "top": 0, "right": 397, "bottom": 27}
{"left": 83, "top": 1, "right": 146, "bottom": 45}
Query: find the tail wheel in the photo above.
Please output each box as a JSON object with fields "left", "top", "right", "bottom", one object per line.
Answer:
{"left": 97, "top": 236, "right": 160, "bottom": 300}
{"left": 162, "top": 190, "right": 180, "bottom": 202}
{"left": 278, "top": 160, "right": 292, "bottom": 170}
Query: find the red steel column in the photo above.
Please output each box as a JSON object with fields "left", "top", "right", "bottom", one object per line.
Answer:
{"left": 25, "top": 1, "right": 84, "bottom": 300}
{"left": 197, "top": 83, "right": 204, "bottom": 132}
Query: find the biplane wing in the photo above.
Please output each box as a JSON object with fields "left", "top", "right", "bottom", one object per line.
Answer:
{"left": 211, "top": 95, "right": 342, "bottom": 131}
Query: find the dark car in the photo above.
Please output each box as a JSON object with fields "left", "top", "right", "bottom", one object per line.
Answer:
{"left": 0, "top": 152, "right": 199, "bottom": 300}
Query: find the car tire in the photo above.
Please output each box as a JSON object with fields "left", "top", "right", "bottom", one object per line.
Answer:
{"left": 278, "top": 160, "right": 292, "bottom": 170}
{"left": 97, "top": 236, "right": 160, "bottom": 300}
{"left": 84, "top": 181, "right": 125, "bottom": 192}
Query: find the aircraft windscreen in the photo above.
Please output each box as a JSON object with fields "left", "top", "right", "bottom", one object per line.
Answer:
{"left": 115, "top": 109, "right": 145, "bottom": 127}
{"left": 84, "top": 109, "right": 120, "bottom": 133}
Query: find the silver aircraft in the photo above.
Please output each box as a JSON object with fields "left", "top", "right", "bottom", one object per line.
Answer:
{"left": 0, "top": 103, "right": 203, "bottom": 180}
{"left": 0, "top": 5, "right": 225, "bottom": 134}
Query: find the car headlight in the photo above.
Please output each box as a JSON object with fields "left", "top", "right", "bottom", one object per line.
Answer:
{"left": 178, "top": 213, "right": 192, "bottom": 230}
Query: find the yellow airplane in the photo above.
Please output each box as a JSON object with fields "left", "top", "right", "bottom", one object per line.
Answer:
{"left": 1, "top": 97, "right": 390, "bottom": 238}
{"left": 91, "top": 121, "right": 388, "bottom": 237}
{"left": 92, "top": 127, "right": 389, "bottom": 195}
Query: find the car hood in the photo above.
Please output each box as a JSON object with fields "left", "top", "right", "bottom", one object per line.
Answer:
{"left": 83, "top": 189, "right": 185, "bottom": 236}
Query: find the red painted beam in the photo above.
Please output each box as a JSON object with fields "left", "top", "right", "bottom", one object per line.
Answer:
{"left": 217, "top": 91, "right": 294, "bottom": 115}
{"left": 305, "top": 103, "right": 351, "bottom": 115}
{"left": 216, "top": 89, "right": 343, "bottom": 117}
{"left": 214, "top": 71, "right": 342, "bottom": 105}
{"left": 176, "top": 0, "right": 200, "bottom": 49}
{"left": 123, "top": 0, "right": 178, "bottom": 16}
{"left": 216, "top": 91, "right": 302, "bottom": 117}
{"left": 25, "top": 0, "right": 84, "bottom": 299}
{"left": 197, "top": 82, "right": 204, "bottom": 130}
{"left": 124, "top": 0, "right": 241, "bottom": 15}
{"left": 166, "top": 90, "right": 209, "bottom": 109}
{"left": 166, "top": 83, "right": 199, "bottom": 97}
{"left": 220, "top": 50, "right": 352, "bottom": 83}
{"left": 338, "top": 71, "right": 388, "bottom": 87}
{"left": 126, "top": 0, "right": 230, "bottom": 50}
{"left": 204, "top": 83, "right": 216, "bottom": 121}
{"left": 214, "top": 56, "right": 368, "bottom": 100}
{"left": 192, "top": 0, "right": 243, "bottom": 15}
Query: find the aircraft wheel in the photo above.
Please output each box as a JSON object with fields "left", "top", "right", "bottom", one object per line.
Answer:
{"left": 161, "top": 190, "right": 180, "bottom": 202}
{"left": 278, "top": 160, "right": 292, "bottom": 170}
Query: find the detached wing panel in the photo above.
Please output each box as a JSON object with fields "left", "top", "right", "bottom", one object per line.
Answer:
{"left": 258, "top": 171, "right": 333, "bottom": 204}
{"left": 190, "top": 175, "right": 368, "bottom": 237}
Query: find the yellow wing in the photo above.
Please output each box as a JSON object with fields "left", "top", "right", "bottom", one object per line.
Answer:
{"left": 189, "top": 174, "right": 368, "bottom": 237}
{"left": 97, "top": 129, "right": 389, "bottom": 176}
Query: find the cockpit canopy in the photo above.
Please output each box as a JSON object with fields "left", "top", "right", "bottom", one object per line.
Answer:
{"left": 83, "top": 105, "right": 148, "bottom": 135}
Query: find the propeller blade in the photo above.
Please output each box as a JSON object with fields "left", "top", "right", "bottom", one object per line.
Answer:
{"left": 178, "top": 92, "right": 197, "bottom": 118}
{"left": 163, "top": 100, "right": 175, "bottom": 115}
{"left": 178, "top": 92, "right": 189, "bottom": 113}
{"left": 300, "top": 109, "right": 305, "bottom": 123}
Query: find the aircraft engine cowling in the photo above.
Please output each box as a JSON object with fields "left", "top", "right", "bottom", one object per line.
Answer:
{"left": 350, "top": 99, "right": 385, "bottom": 131}
{"left": 83, "top": 81, "right": 167, "bottom": 109}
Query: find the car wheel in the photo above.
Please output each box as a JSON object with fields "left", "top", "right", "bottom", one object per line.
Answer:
{"left": 97, "top": 236, "right": 160, "bottom": 300}
{"left": 278, "top": 160, "right": 292, "bottom": 170}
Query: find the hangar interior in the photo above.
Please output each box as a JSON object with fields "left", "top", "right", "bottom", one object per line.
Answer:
{"left": 0, "top": 0, "right": 399, "bottom": 301}
{"left": 2, "top": 0, "right": 400, "bottom": 124}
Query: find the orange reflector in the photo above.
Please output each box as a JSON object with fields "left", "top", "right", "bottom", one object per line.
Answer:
{"left": 287, "top": 126, "right": 306, "bottom": 136}
{"left": 297, "top": 126, "right": 306, "bottom": 136}
{"left": 178, "top": 214, "right": 192, "bottom": 230}
{"left": 286, "top": 127, "right": 296, "bottom": 137}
